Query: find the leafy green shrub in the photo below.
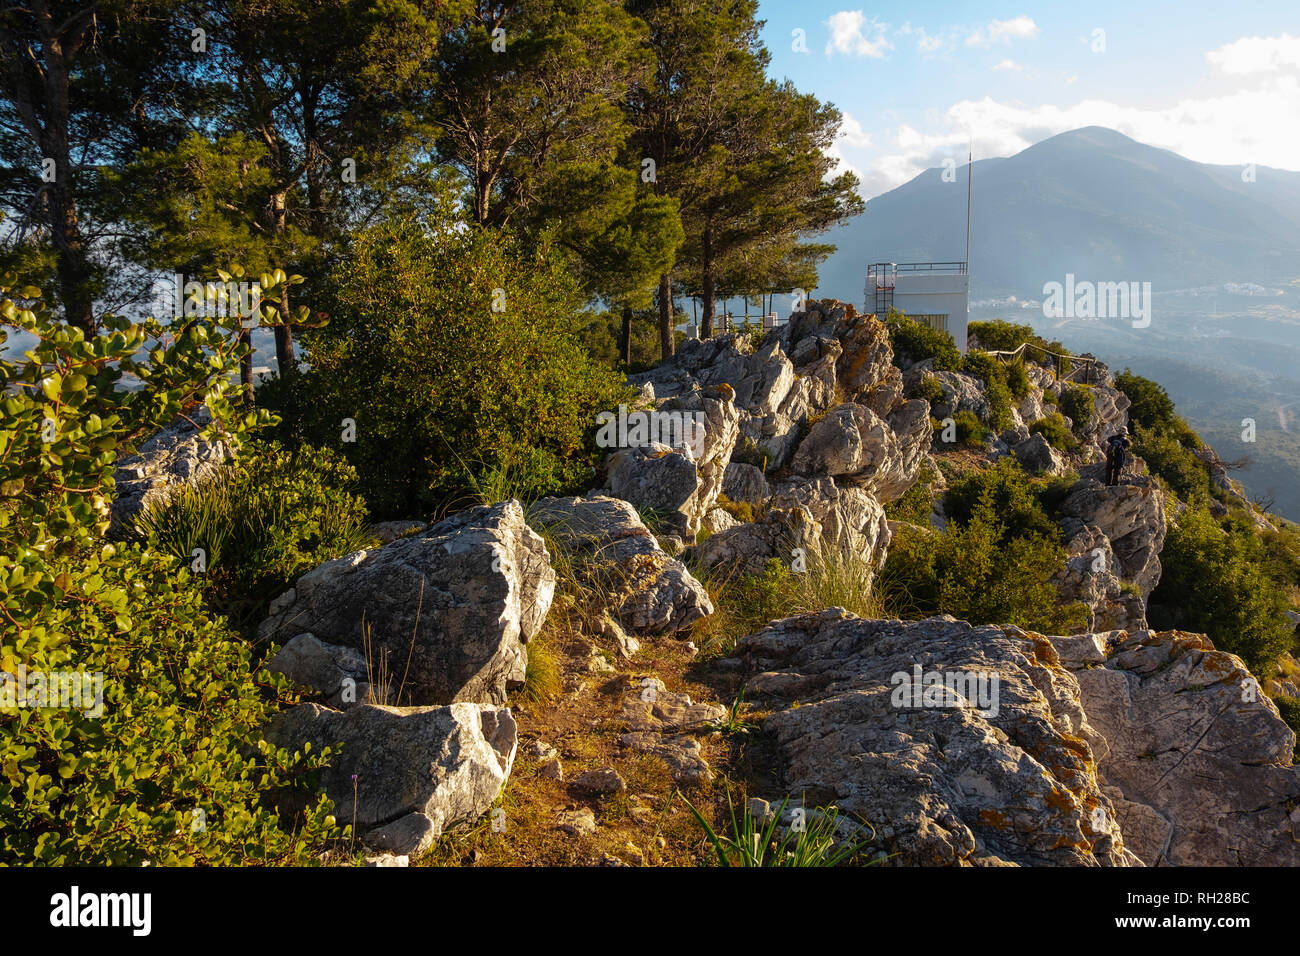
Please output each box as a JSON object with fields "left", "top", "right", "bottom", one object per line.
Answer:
{"left": 266, "top": 217, "right": 629, "bottom": 518}
{"left": 967, "top": 320, "right": 1067, "bottom": 373}
{"left": 880, "top": 500, "right": 1086, "bottom": 633}
{"left": 967, "top": 319, "right": 1039, "bottom": 353}
{"left": 914, "top": 374, "right": 945, "bottom": 406}
{"left": 885, "top": 460, "right": 938, "bottom": 525}
{"left": 959, "top": 351, "right": 1013, "bottom": 431}
{"left": 1036, "top": 471, "right": 1081, "bottom": 518}
{"left": 2, "top": 546, "right": 339, "bottom": 865}
{"left": 1029, "top": 413, "right": 1078, "bottom": 452}
{"left": 1058, "top": 385, "right": 1095, "bottom": 433}
{"left": 932, "top": 410, "right": 986, "bottom": 450}
{"left": 132, "top": 440, "right": 373, "bottom": 629}
{"left": 885, "top": 308, "right": 961, "bottom": 371}
{"left": 1148, "top": 505, "right": 1293, "bottom": 673}
{"left": 1043, "top": 340, "right": 1072, "bottom": 376}
{"left": 1114, "top": 369, "right": 1177, "bottom": 432}
{"left": 942, "top": 458, "right": 1061, "bottom": 542}
{"left": 1005, "top": 358, "right": 1031, "bottom": 399}
{"left": 0, "top": 275, "right": 339, "bottom": 865}
{"left": 1131, "top": 423, "right": 1212, "bottom": 503}
{"left": 884, "top": 459, "right": 1087, "bottom": 631}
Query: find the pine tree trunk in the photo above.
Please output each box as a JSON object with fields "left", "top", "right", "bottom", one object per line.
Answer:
{"left": 274, "top": 284, "right": 295, "bottom": 378}
{"left": 658, "top": 273, "right": 674, "bottom": 360}
{"left": 621, "top": 304, "right": 633, "bottom": 367}
{"left": 700, "top": 228, "right": 714, "bottom": 338}
{"left": 39, "top": 31, "right": 94, "bottom": 333}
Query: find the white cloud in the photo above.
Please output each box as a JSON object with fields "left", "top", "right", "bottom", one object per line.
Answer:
{"left": 851, "top": 76, "right": 1300, "bottom": 199}
{"left": 966, "top": 15, "right": 1039, "bottom": 48}
{"left": 837, "top": 112, "right": 873, "bottom": 149}
{"left": 1207, "top": 33, "right": 1300, "bottom": 74}
{"left": 825, "top": 10, "right": 891, "bottom": 58}
{"left": 992, "top": 59, "right": 1023, "bottom": 72}
{"left": 897, "top": 22, "right": 944, "bottom": 54}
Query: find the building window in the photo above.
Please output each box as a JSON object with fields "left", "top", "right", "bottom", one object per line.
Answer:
{"left": 912, "top": 313, "right": 948, "bottom": 333}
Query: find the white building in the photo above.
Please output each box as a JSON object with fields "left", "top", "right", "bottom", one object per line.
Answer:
{"left": 865, "top": 262, "right": 969, "bottom": 352}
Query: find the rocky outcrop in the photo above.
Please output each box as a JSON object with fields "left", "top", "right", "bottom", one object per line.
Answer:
{"left": 265, "top": 702, "right": 516, "bottom": 857}
{"left": 603, "top": 385, "right": 741, "bottom": 538}
{"left": 628, "top": 300, "right": 929, "bottom": 495}
{"left": 110, "top": 406, "right": 231, "bottom": 529}
{"left": 622, "top": 300, "right": 928, "bottom": 584}
{"left": 262, "top": 633, "right": 372, "bottom": 707}
{"left": 721, "top": 461, "right": 768, "bottom": 505}
{"left": 695, "top": 475, "right": 890, "bottom": 577}
{"left": 1049, "top": 628, "right": 1300, "bottom": 866}
{"left": 258, "top": 500, "right": 555, "bottom": 706}
{"left": 528, "top": 495, "right": 713, "bottom": 635}
{"left": 1052, "top": 528, "right": 1146, "bottom": 632}
{"left": 1011, "top": 432, "right": 1067, "bottom": 477}
{"left": 728, "top": 610, "right": 1141, "bottom": 866}
{"left": 728, "top": 609, "right": 1300, "bottom": 867}
{"left": 1060, "top": 475, "right": 1167, "bottom": 600}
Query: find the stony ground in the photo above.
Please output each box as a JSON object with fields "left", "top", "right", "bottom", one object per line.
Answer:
{"left": 418, "top": 623, "right": 776, "bottom": 867}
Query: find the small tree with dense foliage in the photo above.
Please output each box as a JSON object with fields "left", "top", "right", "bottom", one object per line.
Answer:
{"left": 267, "top": 217, "right": 630, "bottom": 518}
{"left": 885, "top": 309, "right": 961, "bottom": 371}
{"left": 1148, "top": 505, "right": 1293, "bottom": 674}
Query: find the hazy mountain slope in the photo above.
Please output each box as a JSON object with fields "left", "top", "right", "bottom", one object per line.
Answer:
{"left": 815, "top": 126, "right": 1300, "bottom": 304}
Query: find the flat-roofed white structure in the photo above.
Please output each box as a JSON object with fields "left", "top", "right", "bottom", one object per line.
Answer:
{"left": 865, "top": 262, "right": 969, "bottom": 352}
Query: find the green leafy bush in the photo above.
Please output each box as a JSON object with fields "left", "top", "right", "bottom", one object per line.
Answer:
{"left": 1148, "top": 505, "right": 1293, "bottom": 673}
{"left": 967, "top": 319, "right": 1039, "bottom": 353}
{"left": 1058, "top": 385, "right": 1095, "bottom": 433}
{"left": 266, "top": 217, "right": 629, "bottom": 518}
{"left": 2, "top": 546, "right": 338, "bottom": 865}
{"left": 883, "top": 459, "right": 1087, "bottom": 631}
{"left": 1131, "top": 423, "right": 1212, "bottom": 503}
{"left": 132, "top": 440, "right": 373, "bottom": 629}
{"left": 968, "top": 320, "right": 1068, "bottom": 374}
{"left": 958, "top": 351, "right": 1013, "bottom": 432}
{"left": 932, "top": 410, "right": 986, "bottom": 450}
{"left": 885, "top": 460, "right": 938, "bottom": 525}
{"left": 914, "top": 374, "right": 945, "bottom": 406}
{"left": 880, "top": 497, "right": 1086, "bottom": 633}
{"left": 1029, "top": 413, "right": 1078, "bottom": 452}
{"left": 1114, "top": 369, "right": 1177, "bottom": 432}
{"left": 0, "top": 274, "right": 339, "bottom": 865}
{"left": 1272, "top": 696, "right": 1300, "bottom": 758}
{"left": 1005, "top": 358, "right": 1031, "bottom": 399}
{"left": 885, "top": 308, "right": 961, "bottom": 371}
{"left": 943, "top": 458, "right": 1061, "bottom": 542}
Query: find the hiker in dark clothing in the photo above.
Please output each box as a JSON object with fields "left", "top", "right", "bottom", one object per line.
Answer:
{"left": 1105, "top": 427, "right": 1132, "bottom": 486}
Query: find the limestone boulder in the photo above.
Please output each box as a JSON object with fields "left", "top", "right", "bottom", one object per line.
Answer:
{"left": 528, "top": 495, "right": 713, "bottom": 635}
{"left": 258, "top": 500, "right": 554, "bottom": 705}
{"left": 264, "top": 702, "right": 516, "bottom": 858}
{"left": 727, "top": 611, "right": 1141, "bottom": 866}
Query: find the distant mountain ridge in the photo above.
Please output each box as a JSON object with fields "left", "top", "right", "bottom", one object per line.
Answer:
{"left": 814, "top": 126, "right": 1300, "bottom": 304}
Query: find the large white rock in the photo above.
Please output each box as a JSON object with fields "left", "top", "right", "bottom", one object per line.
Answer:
{"left": 258, "top": 500, "right": 554, "bottom": 705}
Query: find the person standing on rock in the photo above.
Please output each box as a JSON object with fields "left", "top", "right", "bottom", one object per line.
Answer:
{"left": 1105, "top": 427, "right": 1132, "bottom": 487}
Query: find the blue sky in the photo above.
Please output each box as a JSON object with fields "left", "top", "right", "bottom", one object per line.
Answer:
{"left": 755, "top": 1, "right": 1300, "bottom": 198}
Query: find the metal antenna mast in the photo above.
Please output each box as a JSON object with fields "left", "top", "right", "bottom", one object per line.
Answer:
{"left": 965, "top": 140, "right": 972, "bottom": 268}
